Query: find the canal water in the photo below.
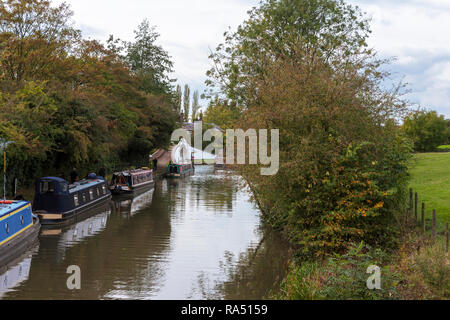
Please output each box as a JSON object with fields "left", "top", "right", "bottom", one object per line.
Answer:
{"left": 0, "top": 166, "right": 290, "bottom": 300}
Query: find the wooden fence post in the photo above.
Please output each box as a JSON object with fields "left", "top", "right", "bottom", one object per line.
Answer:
{"left": 421, "top": 203, "right": 425, "bottom": 233}
{"left": 409, "top": 188, "right": 413, "bottom": 210}
{"left": 446, "top": 223, "right": 449, "bottom": 253}
{"left": 414, "top": 192, "right": 418, "bottom": 221}
{"left": 432, "top": 209, "right": 436, "bottom": 240}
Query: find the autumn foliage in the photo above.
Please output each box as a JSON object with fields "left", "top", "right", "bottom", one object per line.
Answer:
{"left": 207, "top": 0, "right": 412, "bottom": 256}
{"left": 0, "top": 0, "right": 178, "bottom": 187}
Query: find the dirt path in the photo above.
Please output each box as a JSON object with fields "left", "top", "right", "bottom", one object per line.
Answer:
{"left": 151, "top": 147, "right": 174, "bottom": 173}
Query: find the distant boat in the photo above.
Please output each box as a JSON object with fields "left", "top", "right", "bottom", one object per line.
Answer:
{"left": 109, "top": 168, "right": 154, "bottom": 196}
{"left": 0, "top": 200, "right": 40, "bottom": 267}
{"left": 166, "top": 138, "right": 195, "bottom": 178}
{"left": 33, "top": 174, "right": 112, "bottom": 225}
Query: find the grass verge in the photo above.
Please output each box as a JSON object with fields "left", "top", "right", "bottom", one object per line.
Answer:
{"left": 409, "top": 153, "right": 450, "bottom": 231}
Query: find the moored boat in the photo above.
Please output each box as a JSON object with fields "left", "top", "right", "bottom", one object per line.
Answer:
{"left": 166, "top": 138, "right": 195, "bottom": 179}
{"left": 0, "top": 200, "right": 40, "bottom": 267}
{"left": 109, "top": 168, "right": 154, "bottom": 196}
{"left": 33, "top": 174, "right": 112, "bottom": 225}
{"left": 166, "top": 163, "right": 194, "bottom": 178}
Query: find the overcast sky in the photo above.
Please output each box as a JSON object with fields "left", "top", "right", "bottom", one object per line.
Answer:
{"left": 55, "top": 0, "right": 450, "bottom": 117}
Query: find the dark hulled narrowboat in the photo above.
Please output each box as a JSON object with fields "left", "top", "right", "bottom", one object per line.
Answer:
{"left": 33, "top": 174, "right": 111, "bottom": 225}
{"left": 0, "top": 200, "right": 40, "bottom": 267}
{"left": 166, "top": 163, "right": 194, "bottom": 178}
{"left": 166, "top": 138, "right": 194, "bottom": 179}
{"left": 109, "top": 168, "right": 154, "bottom": 195}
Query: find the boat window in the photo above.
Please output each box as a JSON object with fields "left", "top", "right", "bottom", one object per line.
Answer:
{"left": 82, "top": 193, "right": 87, "bottom": 202}
{"left": 89, "top": 189, "right": 94, "bottom": 200}
{"left": 5, "top": 223, "right": 9, "bottom": 234}
{"left": 74, "top": 194, "right": 79, "bottom": 206}
{"left": 102, "top": 185, "right": 106, "bottom": 195}
{"left": 40, "top": 181, "right": 55, "bottom": 194}
{"left": 20, "top": 215, "right": 24, "bottom": 225}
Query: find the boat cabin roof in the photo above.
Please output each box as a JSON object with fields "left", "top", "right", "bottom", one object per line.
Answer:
{"left": 0, "top": 200, "right": 30, "bottom": 218}
{"left": 69, "top": 179, "right": 105, "bottom": 194}
{"left": 37, "top": 176, "right": 105, "bottom": 195}
{"left": 113, "top": 169, "right": 152, "bottom": 177}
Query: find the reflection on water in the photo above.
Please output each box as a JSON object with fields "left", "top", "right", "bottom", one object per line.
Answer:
{"left": 1, "top": 166, "right": 289, "bottom": 300}
{"left": 0, "top": 245, "right": 38, "bottom": 299}
{"left": 113, "top": 187, "right": 154, "bottom": 217}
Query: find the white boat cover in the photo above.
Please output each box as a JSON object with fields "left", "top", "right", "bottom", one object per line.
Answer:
{"left": 191, "top": 148, "right": 216, "bottom": 162}
{"left": 171, "top": 138, "right": 192, "bottom": 165}
{"left": 171, "top": 138, "right": 217, "bottom": 164}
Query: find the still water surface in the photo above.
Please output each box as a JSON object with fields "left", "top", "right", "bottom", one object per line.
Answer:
{"left": 0, "top": 166, "right": 289, "bottom": 300}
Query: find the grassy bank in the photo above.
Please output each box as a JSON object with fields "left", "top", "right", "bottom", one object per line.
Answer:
{"left": 409, "top": 153, "right": 450, "bottom": 229}
{"left": 273, "top": 239, "right": 448, "bottom": 300}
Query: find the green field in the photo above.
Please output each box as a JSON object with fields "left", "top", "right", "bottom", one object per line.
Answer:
{"left": 409, "top": 153, "right": 450, "bottom": 231}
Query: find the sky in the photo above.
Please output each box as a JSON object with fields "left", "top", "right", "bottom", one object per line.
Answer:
{"left": 55, "top": 0, "right": 450, "bottom": 117}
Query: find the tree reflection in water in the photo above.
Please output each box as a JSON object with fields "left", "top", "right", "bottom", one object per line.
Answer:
{"left": 191, "top": 231, "right": 291, "bottom": 300}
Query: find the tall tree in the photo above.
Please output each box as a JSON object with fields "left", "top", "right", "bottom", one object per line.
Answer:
{"left": 191, "top": 90, "right": 200, "bottom": 121}
{"left": 183, "top": 84, "right": 190, "bottom": 122}
{"left": 206, "top": 0, "right": 410, "bottom": 256}
{"left": 174, "top": 84, "right": 182, "bottom": 115}
{"left": 125, "top": 19, "right": 174, "bottom": 94}
{"left": 206, "top": 0, "right": 372, "bottom": 107}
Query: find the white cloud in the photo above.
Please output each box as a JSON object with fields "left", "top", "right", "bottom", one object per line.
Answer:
{"left": 350, "top": 0, "right": 450, "bottom": 117}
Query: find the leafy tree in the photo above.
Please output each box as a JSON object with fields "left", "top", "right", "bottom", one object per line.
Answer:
{"left": 207, "top": 0, "right": 410, "bottom": 256}
{"left": 206, "top": 0, "right": 372, "bottom": 106}
{"left": 124, "top": 19, "right": 174, "bottom": 94}
{"left": 0, "top": 0, "right": 80, "bottom": 84}
{"left": 203, "top": 99, "right": 241, "bottom": 129}
{"left": 445, "top": 119, "right": 450, "bottom": 145}
{"left": 0, "top": 0, "right": 178, "bottom": 189}
{"left": 402, "top": 110, "right": 447, "bottom": 152}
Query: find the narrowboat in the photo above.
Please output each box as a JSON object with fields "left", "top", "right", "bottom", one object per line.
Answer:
{"left": 166, "top": 163, "right": 194, "bottom": 178}
{"left": 166, "top": 138, "right": 195, "bottom": 179}
{"left": 109, "top": 168, "right": 154, "bottom": 195}
{"left": 0, "top": 200, "right": 40, "bottom": 267}
{"left": 33, "top": 174, "right": 112, "bottom": 225}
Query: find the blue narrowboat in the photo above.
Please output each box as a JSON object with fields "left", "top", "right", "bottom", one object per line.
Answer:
{"left": 0, "top": 200, "right": 40, "bottom": 267}
{"left": 33, "top": 174, "right": 112, "bottom": 225}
